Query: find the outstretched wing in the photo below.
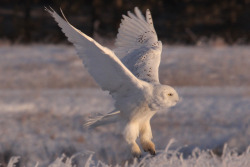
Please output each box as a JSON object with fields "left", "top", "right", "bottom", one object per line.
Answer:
{"left": 46, "top": 8, "right": 143, "bottom": 96}
{"left": 115, "top": 7, "right": 162, "bottom": 83}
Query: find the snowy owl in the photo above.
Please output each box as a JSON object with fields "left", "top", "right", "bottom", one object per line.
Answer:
{"left": 46, "top": 7, "right": 179, "bottom": 157}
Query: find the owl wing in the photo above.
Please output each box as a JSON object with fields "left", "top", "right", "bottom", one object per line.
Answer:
{"left": 46, "top": 7, "right": 143, "bottom": 96}
{"left": 115, "top": 7, "right": 162, "bottom": 83}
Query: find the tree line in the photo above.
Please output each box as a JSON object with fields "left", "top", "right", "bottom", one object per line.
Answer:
{"left": 0, "top": 0, "right": 249, "bottom": 44}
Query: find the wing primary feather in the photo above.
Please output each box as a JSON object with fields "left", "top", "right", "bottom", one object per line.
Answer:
{"left": 60, "top": 8, "right": 69, "bottom": 23}
{"left": 123, "top": 15, "right": 146, "bottom": 32}
{"left": 146, "top": 9, "right": 153, "bottom": 25}
{"left": 134, "top": 7, "right": 146, "bottom": 21}
{"left": 146, "top": 9, "right": 155, "bottom": 31}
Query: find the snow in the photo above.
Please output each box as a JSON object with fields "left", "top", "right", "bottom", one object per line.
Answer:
{"left": 0, "top": 44, "right": 250, "bottom": 167}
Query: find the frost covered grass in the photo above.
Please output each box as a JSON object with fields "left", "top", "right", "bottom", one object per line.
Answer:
{"left": 6, "top": 142, "right": 250, "bottom": 167}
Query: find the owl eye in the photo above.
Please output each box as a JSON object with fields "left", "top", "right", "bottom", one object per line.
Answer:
{"left": 168, "top": 93, "right": 173, "bottom": 96}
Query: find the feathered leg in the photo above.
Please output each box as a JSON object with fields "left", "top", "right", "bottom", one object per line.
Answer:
{"left": 139, "top": 120, "right": 156, "bottom": 155}
{"left": 123, "top": 122, "right": 141, "bottom": 158}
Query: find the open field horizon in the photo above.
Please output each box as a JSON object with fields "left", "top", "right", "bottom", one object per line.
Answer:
{"left": 0, "top": 44, "right": 249, "bottom": 89}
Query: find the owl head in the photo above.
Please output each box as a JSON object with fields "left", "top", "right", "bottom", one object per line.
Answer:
{"left": 152, "top": 85, "right": 179, "bottom": 109}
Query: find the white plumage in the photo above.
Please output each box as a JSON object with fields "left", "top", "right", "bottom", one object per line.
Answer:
{"left": 46, "top": 7, "right": 179, "bottom": 157}
{"left": 115, "top": 8, "right": 161, "bottom": 83}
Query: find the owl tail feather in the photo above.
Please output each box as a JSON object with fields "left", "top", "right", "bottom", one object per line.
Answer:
{"left": 83, "top": 110, "right": 120, "bottom": 129}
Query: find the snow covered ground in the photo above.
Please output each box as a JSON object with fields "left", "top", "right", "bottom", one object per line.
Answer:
{"left": 0, "top": 44, "right": 249, "bottom": 166}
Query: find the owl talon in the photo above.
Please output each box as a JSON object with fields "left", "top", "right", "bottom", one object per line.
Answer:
{"left": 131, "top": 142, "right": 142, "bottom": 158}
{"left": 142, "top": 140, "right": 155, "bottom": 155}
{"left": 149, "top": 149, "right": 156, "bottom": 155}
{"left": 144, "top": 148, "right": 156, "bottom": 155}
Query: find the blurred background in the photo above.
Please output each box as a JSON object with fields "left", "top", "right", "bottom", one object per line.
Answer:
{"left": 0, "top": 1, "right": 250, "bottom": 167}
{"left": 0, "top": 0, "right": 250, "bottom": 44}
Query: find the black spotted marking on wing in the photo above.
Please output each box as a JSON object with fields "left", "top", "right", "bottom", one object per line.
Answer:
{"left": 122, "top": 49, "right": 159, "bottom": 83}
{"left": 147, "top": 16, "right": 152, "bottom": 24}
{"left": 137, "top": 31, "right": 156, "bottom": 44}
{"left": 137, "top": 34, "right": 146, "bottom": 43}
{"left": 146, "top": 9, "right": 154, "bottom": 26}
{"left": 151, "top": 41, "right": 160, "bottom": 47}
{"left": 140, "top": 53, "right": 148, "bottom": 61}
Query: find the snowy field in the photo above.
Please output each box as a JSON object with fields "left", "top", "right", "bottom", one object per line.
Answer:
{"left": 0, "top": 44, "right": 249, "bottom": 166}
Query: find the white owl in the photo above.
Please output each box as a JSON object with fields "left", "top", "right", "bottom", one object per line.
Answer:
{"left": 46, "top": 7, "right": 179, "bottom": 157}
